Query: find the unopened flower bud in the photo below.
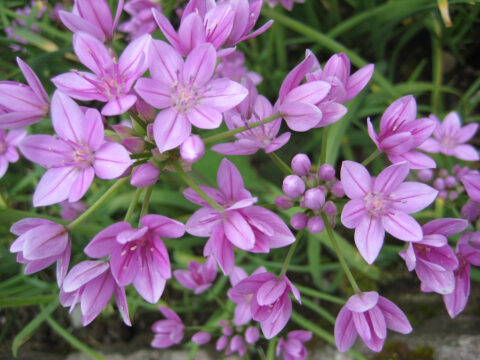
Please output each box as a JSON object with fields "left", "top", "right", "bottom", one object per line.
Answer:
{"left": 439, "top": 169, "right": 448, "bottom": 177}
{"left": 438, "top": 190, "right": 448, "bottom": 199}
{"left": 291, "top": 154, "right": 311, "bottom": 176}
{"left": 147, "top": 123, "right": 154, "bottom": 138}
{"left": 291, "top": 212, "right": 307, "bottom": 230}
{"left": 452, "top": 165, "right": 461, "bottom": 174}
{"left": 180, "top": 135, "right": 205, "bottom": 163}
{"left": 283, "top": 175, "right": 305, "bottom": 198}
{"left": 134, "top": 98, "right": 156, "bottom": 123}
{"left": 304, "top": 188, "right": 325, "bottom": 210}
{"left": 461, "top": 201, "right": 479, "bottom": 222}
{"left": 275, "top": 196, "right": 293, "bottom": 210}
{"left": 418, "top": 169, "right": 433, "bottom": 182}
{"left": 244, "top": 326, "right": 260, "bottom": 344}
{"left": 318, "top": 164, "right": 335, "bottom": 182}
{"left": 111, "top": 124, "right": 135, "bottom": 139}
{"left": 330, "top": 181, "right": 345, "bottom": 198}
{"left": 445, "top": 176, "right": 457, "bottom": 188}
{"left": 222, "top": 326, "right": 234, "bottom": 336}
{"left": 121, "top": 137, "right": 145, "bottom": 154}
{"left": 192, "top": 331, "right": 211, "bottom": 345}
{"left": 323, "top": 201, "right": 337, "bottom": 215}
{"left": 130, "top": 163, "right": 160, "bottom": 187}
{"left": 216, "top": 335, "right": 229, "bottom": 351}
{"left": 449, "top": 191, "right": 458, "bottom": 200}
{"left": 433, "top": 178, "right": 445, "bottom": 190}
{"left": 307, "top": 216, "right": 325, "bottom": 234}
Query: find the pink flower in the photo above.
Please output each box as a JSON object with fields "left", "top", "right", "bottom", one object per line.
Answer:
{"left": 334, "top": 291, "right": 412, "bottom": 352}
{"left": 276, "top": 330, "right": 312, "bottom": 360}
{"left": 20, "top": 92, "right": 133, "bottom": 207}
{"left": 191, "top": 331, "right": 211, "bottom": 345}
{"left": 367, "top": 95, "right": 437, "bottom": 169}
{"left": 174, "top": 256, "right": 217, "bottom": 294}
{"left": 85, "top": 214, "right": 184, "bottom": 303}
{"left": 399, "top": 218, "right": 468, "bottom": 294}
{"left": 119, "top": 0, "right": 163, "bottom": 39}
{"left": 0, "top": 58, "right": 49, "bottom": 129}
{"left": 443, "top": 231, "right": 480, "bottom": 318}
{"left": 461, "top": 171, "right": 480, "bottom": 203}
{"left": 60, "top": 200, "right": 87, "bottom": 220}
{"left": 10, "top": 218, "right": 71, "bottom": 286}
{"left": 419, "top": 112, "right": 479, "bottom": 161}
{"left": 340, "top": 161, "right": 438, "bottom": 264}
{"left": 0, "top": 129, "right": 26, "bottom": 178}
{"left": 59, "top": 0, "right": 124, "bottom": 42}
{"left": 151, "top": 306, "right": 184, "bottom": 348}
{"left": 60, "top": 260, "right": 130, "bottom": 326}
{"left": 130, "top": 162, "right": 160, "bottom": 187}
{"left": 135, "top": 41, "right": 247, "bottom": 152}
{"left": 52, "top": 32, "right": 151, "bottom": 116}
{"left": 185, "top": 159, "right": 295, "bottom": 274}
{"left": 228, "top": 272, "right": 301, "bottom": 339}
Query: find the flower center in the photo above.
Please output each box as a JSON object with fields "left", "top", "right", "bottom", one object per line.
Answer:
{"left": 364, "top": 192, "right": 390, "bottom": 215}
{"left": 172, "top": 82, "right": 201, "bottom": 112}
{"left": 440, "top": 136, "right": 456, "bottom": 149}
{"left": 0, "top": 141, "right": 6, "bottom": 155}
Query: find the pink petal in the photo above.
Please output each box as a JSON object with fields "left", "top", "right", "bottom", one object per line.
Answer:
{"left": 81, "top": 271, "right": 115, "bottom": 325}
{"left": 141, "top": 214, "right": 185, "bottom": 238}
{"left": 415, "top": 261, "right": 455, "bottom": 294}
{"left": 51, "top": 91, "right": 85, "bottom": 143}
{"left": 341, "top": 198, "right": 367, "bottom": 229}
{"left": 84, "top": 222, "right": 131, "bottom": 258}
{"left": 134, "top": 78, "right": 173, "bottom": 109}
{"left": 368, "top": 306, "right": 387, "bottom": 339}
{"left": 453, "top": 144, "right": 479, "bottom": 161}
{"left": 56, "top": 241, "right": 71, "bottom": 287}
{"left": 391, "top": 182, "right": 438, "bottom": 213}
{"left": 94, "top": 142, "right": 133, "bottom": 179}
{"left": 62, "top": 260, "right": 109, "bottom": 292}
{"left": 110, "top": 243, "right": 140, "bottom": 286}
{"left": 217, "top": 158, "right": 245, "bottom": 200}
{"left": 260, "top": 295, "right": 292, "bottom": 339}
{"left": 443, "top": 266, "right": 470, "bottom": 318}
{"left": 133, "top": 255, "right": 166, "bottom": 303}
{"left": 68, "top": 167, "right": 95, "bottom": 202}
{"left": 178, "top": 13, "right": 206, "bottom": 55}
{"left": 422, "top": 218, "right": 469, "bottom": 237}
{"left": 201, "top": 78, "right": 248, "bottom": 112}
{"left": 153, "top": 108, "right": 191, "bottom": 153}
{"left": 75, "top": 0, "right": 114, "bottom": 40}
{"left": 223, "top": 210, "right": 255, "bottom": 250}
{"left": 187, "top": 104, "right": 222, "bottom": 129}
{"left": 58, "top": 10, "right": 106, "bottom": 41}
{"left": 373, "top": 162, "right": 410, "bottom": 194}
{"left": 383, "top": 212, "right": 423, "bottom": 242}
{"left": 119, "top": 34, "right": 151, "bottom": 87}
{"left": 278, "top": 52, "right": 315, "bottom": 101}
{"left": 279, "top": 102, "right": 322, "bottom": 132}
{"left": 209, "top": 224, "right": 234, "bottom": 275}
{"left": 0, "top": 111, "right": 45, "bottom": 129}
{"left": 334, "top": 307, "right": 357, "bottom": 352}
{"left": 22, "top": 224, "right": 68, "bottom": 260}
{"left": 257, "top": 278, "right": 286, "bottom": 305}
{"left": 51, "top": 72, "right": 105, "bottom": 102}
{"left": 377, "top": 296, "right": 412, "bottom": 334}
{"left": 0, "top": 84, "right": 44, "bottom": 112}
{"left": 340, "top": 161, "right": 372, "bottom": 199}
{"left": 83, "top": 108, "right": 104, "bottom": 151}
{"left": 355, "top": 216, "right": 384, "bottom": 264}
{"left": 265, "top": 132, "right": 291, "bottom": 153}
{"left": 114, "top": 284, "right": 132, "bottom": 326}
{"left": 148, "top": 40, "right": 183, "bottom": 83}
{"left": 418, "top": 138, "right": 441, "bottom": 153}
{"left": 388, "top": 150, "right": 437, "bottom": 170}
{"left": 152, "top": 10, "right": 182, "bottom": 54}
{"left": 346, "top": 292, "right": 379, "bottom": 312}
{"left": 380, "top": 95, "right": 416, "bottom": 134}
{"left": 33, "top": 167, "right": 80, "bottom": 207}
{"left": 380, "top": 132, "right": 414, "bottom": 155}
{"left": 456, "top": 123, "right": 478, "bottom": 143}
{"left": 204, "top": 3, "right": 234, "bottom": 49}
{"left": 20, "top": 135, "right": 73, "bottom": 168}
{"left": 345, "top": 64, "right": 374, "bottom": 102}
{"left": 16, "top": 58, "right": 49, "bottom": 104}
{"left": 186, "top": 207, "right": 221, "bottom": 237}
{"left": 440, "top": 111, "right": 461, "bottom": 135}
{"left": 283, "top": 81, "right": 330, "bottom": 105}
{"left": 72, "top": 32, "right": 113, "bottom": 75}
{"left": 183, "top": 43, "right": 216, "bottom": 87}
{"left": 101, "top": 94, "right": 138, "bottom": 116}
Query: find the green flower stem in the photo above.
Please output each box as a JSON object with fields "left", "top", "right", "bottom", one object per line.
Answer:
{"left": 172, "top": 161, "right": 224, "bottom": 212}
{"left": 280, "top": 230, "right": 305, "bottom": 276}
{"left": 202, "top": 112, "right": 281, "bottom": 145}
{"left": 139, "top": 185, "right": 154, "bottom": 220}
{"left": 318, "top": 127, "right": 329, "bottom": 167}
{"left": 361, "top": 149, "right": 381, "bottom": 166}
{"left": 124, "top": 187, "right": 144, "bottom": 223}
{"left": 321, "top": 213, "right": 361, "bottom": 294}
{"left": 67, "top": 178, "right": 128, "bottom": 231}
{"left": 267, "top": 152, "right": 293, "bottom": 175}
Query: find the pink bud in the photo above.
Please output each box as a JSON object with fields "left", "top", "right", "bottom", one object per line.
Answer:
{"left": 130, "top": 163, "right": 160, "bottom": 187}
{"left": 244, "top": 326, "right": 260, "bottom": 344}
{"left": 283, "top": 175, "right": 305, "bottom": 198}
{"left": 134, "top": 98, "right": 156, "bottom": 123}
{"left": 307, "top": 216, "right": 324, "bottom": 234}
{"left": 291, "top": 212, "right": 307, "bottom": 230}
{"left": 122, "top": 137, "right": 145, "bottom": 154}
{"left": 318, "top": 164, "right": 335, "bottom": 181}
{"left": 147, "top": 124, "right": 154, "bottom": 138}
{"left": 445, "top": 176, "right": 457, "bottom": 188}
{"left": 323, "top": 201, "right": 337, "bottom": 215}
{"left": 461, "top": 201, "right": 479, "bottom": 222}
{"left": 438, "top": 190, "right": 448, "bottom": 199}
{"left": 439, "top": 169, "right": 448, "bottom": 177}
{"left": 434, "top": 178, "right": 445, "bottom": 190}
{"left": 330, "top": 181, "right": 345, "bottom": 198}
{"left": 275, "top": 196, "right": 293, "bottom": 210}
{"left": 222, "top": 326, "right": 234, "bottom": 336}
{"left": 291, "top": 153, "right": 311, "bottom": 176}
{"left": 180, "top": 135, "right": 205, "bottom": 163}
{"left": 112, "top": 124, "right": 135, "bottom": 138}
{"left": 449, "top": 191, "right": 458, "bottom": 200}
{"left": 216, "top": 335, "right": 229, "bottom": 351}
{"left": 417, "top": 169, "right": 433, "bottom": 182}
{"left": 304, "top": 188, "right": 325, "bottom": 210}
{"left": 192, "top": 331, "right": 211, "bottom": 345}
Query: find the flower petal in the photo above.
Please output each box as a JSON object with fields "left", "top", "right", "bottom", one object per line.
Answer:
{"left": 383, "top": 212, "right": 423, "bottom": 242}
{"left": 355, "top": 216, "right": 384, "bottom": 264}
{"left": 153, "top": 108, "right": 191, "bottom": 153}
{"left": 341, "top": 161, "right": 372, "bottom": 199}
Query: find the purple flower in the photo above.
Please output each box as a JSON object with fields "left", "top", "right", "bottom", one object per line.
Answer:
{"left": 461, "top": 171, "right": 480, "bottom": 203}
{"left": 10, "top": 218, "right": 71, "bottom": 286}
{"left": 0, "top": 129, "right": 26, "bottom": 178}
{"left": 192, "top": 331, "right": 211, "bottom": 345}
{"left": 130, "top": 162, "right": 160, "bottom": 187}
{"left": 180, "top": 135, "right": 205, "bottom": 163}
{"left": 334, "top": 291, "right": 412, "bottom": 352}
{"left": 60, "top": 200, "right": 87, "bottom": 221}
{"left": 20, "top": 92, "right": 133, "bottom": 206}
{"left": 244, "top": 326, "right": 260, "bottom": 344}
{"left": 60, "top": 260, "right": 130, "bottom": 326}
{"left": 174, "top": 256, "right": 217, "bottom": 294}
{"left": 228, "top": 272, "right": 301, "bottom": 339}
{"left": 185, "top": 159, "right": 295, "bottom": 274}
{"left": 227, "top": 334, "right": 247, "bottom": 356}
{"left": 52, "top": 32, "right": 151, "bottom": 116}
{"left": 0, "top": 58, "right": 49, "bottom": 129}
{"left": 276, "top": 330, "right": 312, "bottom": 360}
{"left": 399, "top": 218, "right": 468, "bottom": 294}
{"left": 135, "top": 41, "right": 247, "bottom": 152}
{"left": 419, "top": 112, "right": 479, "bottom": 161}
{"left": 119, "top": 0, "right": 163, "bottom": 39}
{"left": 367, "top": 95, "right": 437, "bottom": 169}
{"left": 151, "top": 306, "right": 184, "bottom": 348}
{"left": 59, "top": 0, "right": 124, "bottom": 42}
{"left": 341, "top": 161, "right": 438, "bottom": 264}
{"left": 443, "top": 231, "right": 480, "bottom": 318}
{"left": 85, "top": 214, "right": 185, "bottom": 303}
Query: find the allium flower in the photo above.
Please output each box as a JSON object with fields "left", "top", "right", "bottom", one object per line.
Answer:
{"left": 443, "top": 231, "right": 480, "bottom": 318}
{"left": 85, "top": 214, "right": 185, "bottom": 303}
{"left": 52, "top": 32, "right": 151, "bottom": 116}
{"left": 135, "top": 41, "right": 247, "bottom": 152}
{"left": 59, "top": 0, "right": 124, "bottom": 42}
{"left": 367, "top": 95, "right": 437, "bottom": 169}
{"left": 276, "top": 330, "right": 312, "bottom": 360}
{"left": 419, "top": 112, "right": 479, "bottom": 161}
{"left": 461, "top": 171, "right": 480, "bottom": 203}
{"left": 185, "top": 159, "right": 295, "bottom": 274}
{"left": 119, "top": 0, "right": 163, "bottom": 39}
{"left": 151, "top": 306, "right": 184, "bottom": 348}
{"left": 0, "top": 129, "right": 26, "bottom": 178}
{"left": 10, "top": 218, "right": 70, "bottom": 286}
{"left": 334, "top": 291, "right": 412, "bottom": 352}
{"left": 399, "top": 218, "right": 468, "bottom": 294}
{"left": 174, "top": 256, "right": 217, "bottom": 294}
{"left": 0, "top": 58, "right": 49, "bottom": 129}
{"left": 20, "top": 92, "right": 133, "bottom": 206}
{"left": 341, "top": 161, "right": 438, "bottom": 264}
{"left": 60, "top": 260, "right": 130, "bottom": 326}
{"left": 228, "top": 272, "right": 301, "bottom": 339}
